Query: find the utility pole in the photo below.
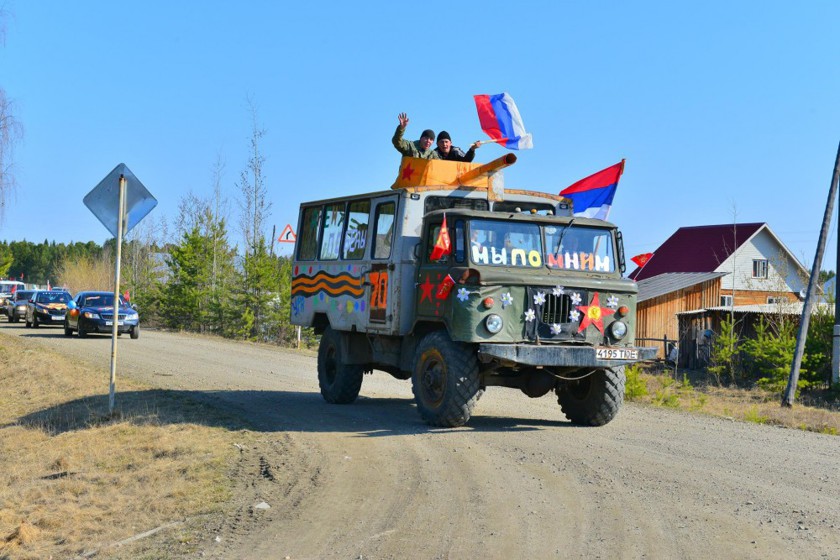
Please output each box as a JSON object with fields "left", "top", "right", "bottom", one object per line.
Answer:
{"left": 783, "top": 142, "right": 840, "bottom": 406}
{"left": 834, "top": 177, "right": 840, "bottom": 386}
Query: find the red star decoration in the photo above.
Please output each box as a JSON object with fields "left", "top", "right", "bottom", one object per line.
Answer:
{"left": 401, "top": 163, "right": 415, "bottom": 181}
{"left": 576, "top": 292, "right": 615, "bottom": 333}
{"left": 419, "top": 274, "right": 434, "bottom": 303}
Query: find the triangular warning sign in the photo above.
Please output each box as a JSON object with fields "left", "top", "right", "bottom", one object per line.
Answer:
{"left": 278, "top": 224, "right": 297, "bottom": 243}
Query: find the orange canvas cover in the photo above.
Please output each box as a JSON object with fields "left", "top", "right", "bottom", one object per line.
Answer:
{"left": 391, "top": 155, "right": 517, "bottom": 191}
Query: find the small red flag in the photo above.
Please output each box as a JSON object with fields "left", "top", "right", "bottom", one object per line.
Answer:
{"left": 123, "top": 290, "right": 131, "bottom": 302}
{"left": 436, "top": 274, "right": 456, "bottom": 299}
{"left": 429, "top": 214, "right": 452, "bottom": 261}
{"left": 631, "top": 253, "right": 653, "bottom": 268}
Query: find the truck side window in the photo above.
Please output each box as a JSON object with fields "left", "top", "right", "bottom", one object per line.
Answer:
{"left": 320, "top": 202, "right": 345, "bottom": 260}
{"left": 297, "top": 206, "right": 322, "bottom": 261}
{"left": 342, "top": 200, "right": 371, "bottom": 260}
{"left": 454, "top": 219, "right": 465, "bottom": 263}
{"left": 373, "top": 202, "right": 395, "bottom": 259}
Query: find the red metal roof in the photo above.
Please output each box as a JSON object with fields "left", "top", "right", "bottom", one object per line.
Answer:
{"left": 629, "top": 223, "right": 765, "bottom": 281}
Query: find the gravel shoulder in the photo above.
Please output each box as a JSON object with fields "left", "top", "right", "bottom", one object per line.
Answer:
{"left": 6, "top": 323, "right": 840, "bottom": 559}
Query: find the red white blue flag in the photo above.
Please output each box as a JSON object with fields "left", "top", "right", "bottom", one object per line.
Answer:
{"left": 560, "top": 160, "right": 625, "bottom": 220}
{"left": 474, "top": 93, "right": 533, "bottom": 150}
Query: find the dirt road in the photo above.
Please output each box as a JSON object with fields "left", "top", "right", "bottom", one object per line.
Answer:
{"left": 7, "top": 323, "right": 840, "bottom": 559}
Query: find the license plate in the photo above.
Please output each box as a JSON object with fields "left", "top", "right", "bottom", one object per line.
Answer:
{"left": 596, "top": 347, "right": 638, "bottom": 360}
{"left": 105, "top": 321, "right": 124, "bottom": 326}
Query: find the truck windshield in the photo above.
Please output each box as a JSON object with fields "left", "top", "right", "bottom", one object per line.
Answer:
{"left": 469, "top": 220, "right": 543, "bottom": 268}
{"left": 544, "top": 224, "right": 615, "bottom": 272}
{"left": 468, "top": 219, "right": 615, "bottom": 272}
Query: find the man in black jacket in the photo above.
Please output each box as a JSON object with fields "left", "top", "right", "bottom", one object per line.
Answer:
{"left": 434, "top": 130, "right": 481, "bottom": 162}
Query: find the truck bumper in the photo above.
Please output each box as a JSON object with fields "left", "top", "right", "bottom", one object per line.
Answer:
{"left": 478, "top": 343, "right": 658, "bottom": 368}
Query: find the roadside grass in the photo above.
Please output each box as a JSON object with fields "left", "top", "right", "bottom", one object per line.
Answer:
{"left": 625, "top": 363, "right": 840, "bottom": 435}
{"left": 0, "top": 332, "right": 252, "bottom": 560}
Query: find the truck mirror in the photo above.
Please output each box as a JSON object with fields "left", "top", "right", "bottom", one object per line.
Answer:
{"left": 616, "top": 230, "right": 626, "bottom": 274}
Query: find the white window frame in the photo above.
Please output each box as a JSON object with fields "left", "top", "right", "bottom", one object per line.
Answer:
{"left": 752, "top": 259, "right": 769, "bottom": 279}
{"left": 720, "top": 295, "right": 733, "bottom": 307}
{"left": 767, "top": 296, "right": 784, "bottom": 304}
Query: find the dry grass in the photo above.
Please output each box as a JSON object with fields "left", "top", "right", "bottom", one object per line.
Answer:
{"left": 626, "top": 363, "right": 840, "bottom": 435}
{"left": 55, "top": 253, "right": 114, "bottom": 295}
{"left": 0, "top": 333, "right": 251, "bottom": 559}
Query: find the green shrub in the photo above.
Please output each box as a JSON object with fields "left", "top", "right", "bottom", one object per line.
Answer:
{"left": 743, "top": 406, "right": 769, "bottom": 424}
{"left": 708, "top": 317, "right": 740, "bottom": 385}
{"left": 624, "top": 365, "right": 648, "bottom": 401}
{"left": 741, "top": 318, "right": 804, "bottom": 394}
{"left": 653, "top": 389, "right": 680, "bottom": 408}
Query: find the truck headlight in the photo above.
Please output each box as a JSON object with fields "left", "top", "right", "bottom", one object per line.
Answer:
{"left": 485, "top": 314, "right": 503, "bottom": 334}
{"left": 609, "top": 321, "right": 627, "bottom": 340}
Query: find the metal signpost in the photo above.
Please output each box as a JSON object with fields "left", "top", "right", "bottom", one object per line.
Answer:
{"left": 84, "top": 163, "right": 157, "bottom": 413}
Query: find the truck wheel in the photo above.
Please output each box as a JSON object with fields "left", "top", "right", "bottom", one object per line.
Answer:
{"left": 412, "top": 331, "right": 483, "bottom": 428}
{"left": 317, "top": 327, "right": 364, "bottom": 404}
{"left": 556, "top": 366, "right": 625, "bottom": 426}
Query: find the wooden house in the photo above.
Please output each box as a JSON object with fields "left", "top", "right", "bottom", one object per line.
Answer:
{"left": 630, "top": 223, "right": 809, "bottom": 358}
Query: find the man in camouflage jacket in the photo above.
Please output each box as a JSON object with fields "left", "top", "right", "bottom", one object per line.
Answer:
{"left": 392, "top": 113, "right": 440, "bottom": 159}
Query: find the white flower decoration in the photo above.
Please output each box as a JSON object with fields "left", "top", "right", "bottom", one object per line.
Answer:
{"left": 550, "top": 323, "right": 562, "bottom": 335}
{"left": 524, "top": 308, "right": 536, "bottom": 322}
{"left": 552, "top": 285, "right": 565, "bottom": 297}
{"left": 457, "top": 287, "right": 470, "bottom": 302}
{"left": 533, "top": 291, "right": 546, "bottom": 306}
{"left": 569, "top": 309, "right": 581, "bottom": 322}
{"left": 501, "top": 292, "right": 513, "bottom": 308}
{"left": 607, "top": 295, "right": 619, "bottom": 309}
{"left": 570, "top": 292, "right": 582, "bottom": 306}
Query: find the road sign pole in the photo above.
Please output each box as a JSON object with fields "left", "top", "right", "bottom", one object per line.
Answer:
{"left": 108, "top": 175, "right": 127, "bottom": 414}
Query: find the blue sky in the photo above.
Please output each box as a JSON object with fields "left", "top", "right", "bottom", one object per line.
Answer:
{"left": 2, "top": 1, "right": 839, "bottom": 270}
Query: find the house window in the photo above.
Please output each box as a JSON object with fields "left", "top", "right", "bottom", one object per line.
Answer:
{"left": 752, "top": 259, "right": 768, "bottom": 278}
{"left": 720, "top": 295, "right": 733, "bottom": 307}
{"left": 767, "top": 296, "right": 784, "bottom": 304}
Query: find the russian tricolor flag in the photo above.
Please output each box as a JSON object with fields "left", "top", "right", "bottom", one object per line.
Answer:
{"left": 473, "top": 93, "right": 533, "bottom": 150}
{"left": 559, "top": 160, "right": 625, "bottom": 220}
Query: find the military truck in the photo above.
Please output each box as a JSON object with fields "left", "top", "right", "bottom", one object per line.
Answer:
{"left": 291, "top": 155, "right": 655, "bottom": 427}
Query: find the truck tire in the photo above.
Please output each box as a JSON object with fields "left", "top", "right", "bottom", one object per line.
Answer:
{"left": 317, "top": 327, "right": 364, "bottom": 404}
{"left": 411, "top": 331, "right": 483, "bottom": 427}
{"left": 556, "top": 366, "right": 625, "bottom": 426}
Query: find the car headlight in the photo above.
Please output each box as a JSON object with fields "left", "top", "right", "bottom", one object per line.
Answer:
{"left": 609, "top": 320, "right": 628, "bottom": 340}
{"left": 126, "top": 313, "right": 138, "bottom": 320}
{"left": 485, "top": 314, "right": 503, "bottom": 334}
{"left": 83, "top": 311, "right": 100, "bottom": 319}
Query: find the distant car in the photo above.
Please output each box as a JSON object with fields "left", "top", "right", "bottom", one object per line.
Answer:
{"left": 25, "top": 290, "right": 73, "bottom": 328}
{"left": 65, "top": 290, "right": 140, "bottom": 339}
{"left": 4, "top": 289, "right": 35, "bottom": 323}
{"left": 0, "top": 280, "right": 26, "bottom": 317}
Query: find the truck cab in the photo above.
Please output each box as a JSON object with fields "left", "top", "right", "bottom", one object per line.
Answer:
{"left": 291, "top": 155, "right": 655, "bottom": 427}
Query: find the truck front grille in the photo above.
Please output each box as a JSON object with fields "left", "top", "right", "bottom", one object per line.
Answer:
{"left": 541, "top": 293, "right": 572, "bottom": 324}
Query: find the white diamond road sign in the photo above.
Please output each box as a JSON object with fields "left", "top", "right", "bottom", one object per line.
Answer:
{"left": 84, "top": 163, "right": 157, "bottom": 237}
